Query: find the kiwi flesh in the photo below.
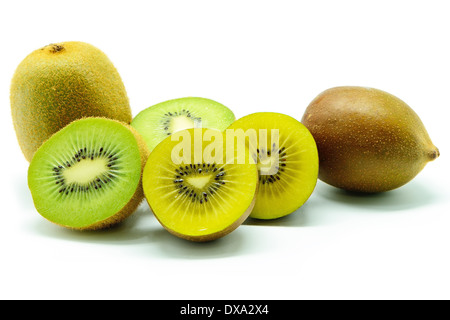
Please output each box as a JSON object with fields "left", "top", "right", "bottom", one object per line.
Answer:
{"left": 227, "top": 112, "right": 319, "bottom": 219}
{"left": 142, "top": 128, "right": 258, "bottom": 242}
{"left": 301, "top": 86, "right": 440, "bottom": 193}
{"left": 11, "top": 41, "right": 132, "bottom": 162}
{"left": 131, "top": 97, "right": 235, "bottom": 152}
{"left": 28, "top": 117, "right": 149, "bottom": 230}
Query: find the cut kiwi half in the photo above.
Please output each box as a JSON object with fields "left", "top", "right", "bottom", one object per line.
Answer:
{"left": 131, "top": 97, "right": 235, "bottom": 152}
{"left": 143, "top": 128, "right": 258, "bottom": 242}
{"left": 227, "top": 112, "right": 319, "bottom": 219}
{"left": 28, "top": 117, "right": 149, "bottom": 230}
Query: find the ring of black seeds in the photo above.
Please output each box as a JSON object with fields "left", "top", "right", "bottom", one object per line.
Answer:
{"left": 173, "top": 162, "right": 226, "bottom": 204}
{"left": 52, "top": 147, "right": 120, "bottom": 196}
{"left": 161, "top": 109, "right": 202, "bottom": 135}
{"left": 253, "top": 144, "right": 287, "bottom": 185}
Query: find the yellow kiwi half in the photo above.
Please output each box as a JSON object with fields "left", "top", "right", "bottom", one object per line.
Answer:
{"left": 227, "top": 112, "right": 319, "bottom": 219}
{"left": 11, "top": 41, "right": 132, "bottom": 162}
{"left": 143, "top": 128, "right": 258, "bottom": 242}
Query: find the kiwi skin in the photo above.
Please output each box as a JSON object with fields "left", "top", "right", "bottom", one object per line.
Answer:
{"left": 301, "top": 86, "right": 440, "bottom": 193}
{"left": 11, "top": 41, "right": 132, "bottom": 162}
{"left": 29, "top": 117, "right": 149, "bottom": 231}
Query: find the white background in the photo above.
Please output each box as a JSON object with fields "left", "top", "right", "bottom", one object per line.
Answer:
{"left": 1, "top": 0, "right": 449, "bottom": 300}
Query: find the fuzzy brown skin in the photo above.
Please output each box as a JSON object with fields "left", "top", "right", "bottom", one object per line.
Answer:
{"left": 301, "top": 86, "right": 439, "bottom": 193}
{"left": 11, "top": 42, "right": 132, "bottom": 162}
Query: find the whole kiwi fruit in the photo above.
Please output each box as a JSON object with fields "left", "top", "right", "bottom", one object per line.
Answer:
{"left": 301, "top": 86, "right": 439, "bottom": 193}
{"left": 11, "top": 41, "right": 132, "bottom": 162}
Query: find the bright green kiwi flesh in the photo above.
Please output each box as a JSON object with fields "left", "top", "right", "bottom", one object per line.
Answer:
{"left": 143, "top": 128, "right": 258, "bottom": 242}
{"left": 28, "top": 117, "right": 148, "bottom": 230}
{"left": 227, "top": 112, "right": 319, "bottom": 219}
{"left": 131, "top": 97, "right": 235, "bottom": 152}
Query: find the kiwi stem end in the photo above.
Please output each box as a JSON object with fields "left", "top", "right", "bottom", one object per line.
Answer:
{"left": 427, "top": 147, "right": 440, "bottom": 161}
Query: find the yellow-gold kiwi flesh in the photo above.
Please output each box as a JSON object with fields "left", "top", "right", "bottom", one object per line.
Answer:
{"left": 301, "top": 86, "right": 440, "bottom": 193}
{"left": 11, "top": 41, "right": 132, "bottom": 162}
{"left": 227, "top": 112, "right": 319, "bottom": 219}
{"left": 143, "top": 128, "right": 259, "bottom": 242}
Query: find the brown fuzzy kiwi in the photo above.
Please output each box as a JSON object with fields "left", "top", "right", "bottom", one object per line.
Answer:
{"left": 301, "top": 86, "right": 439, "bottom": 192}
{"left": 11, "top": 41, "right": 132, "bottom": 162}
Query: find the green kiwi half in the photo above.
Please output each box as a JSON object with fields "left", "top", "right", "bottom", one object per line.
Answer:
{"left": 131, "top": 97, "right": 235, "bottom": 152}
{"left": 27, "top": 117, "right": 149, "bottom": 230}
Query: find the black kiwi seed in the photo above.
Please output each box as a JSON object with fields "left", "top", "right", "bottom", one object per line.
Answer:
{"left": 171, "top": 162, "right": 227, "bottom": 204}
{"left": 160, "top": 109, "right": 202, "bottom": 134}
{"left": 52, "top": 146, "right": 121, "bottom": 197}
{"left": 256, "top": 145, "right": 288, "bottom": 185}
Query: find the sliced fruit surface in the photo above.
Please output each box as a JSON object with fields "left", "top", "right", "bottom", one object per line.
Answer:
{"left": 131, "top": 97, "right": 235, "bottom": 152}
{"left": 143, "top": 128, "right": 258, "bottom": 241}
{"left": 227, "top": 112, "right": 319, "bottom": 219}
{"left": 28, "top": 118, "right": 144, "bottom": 230}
